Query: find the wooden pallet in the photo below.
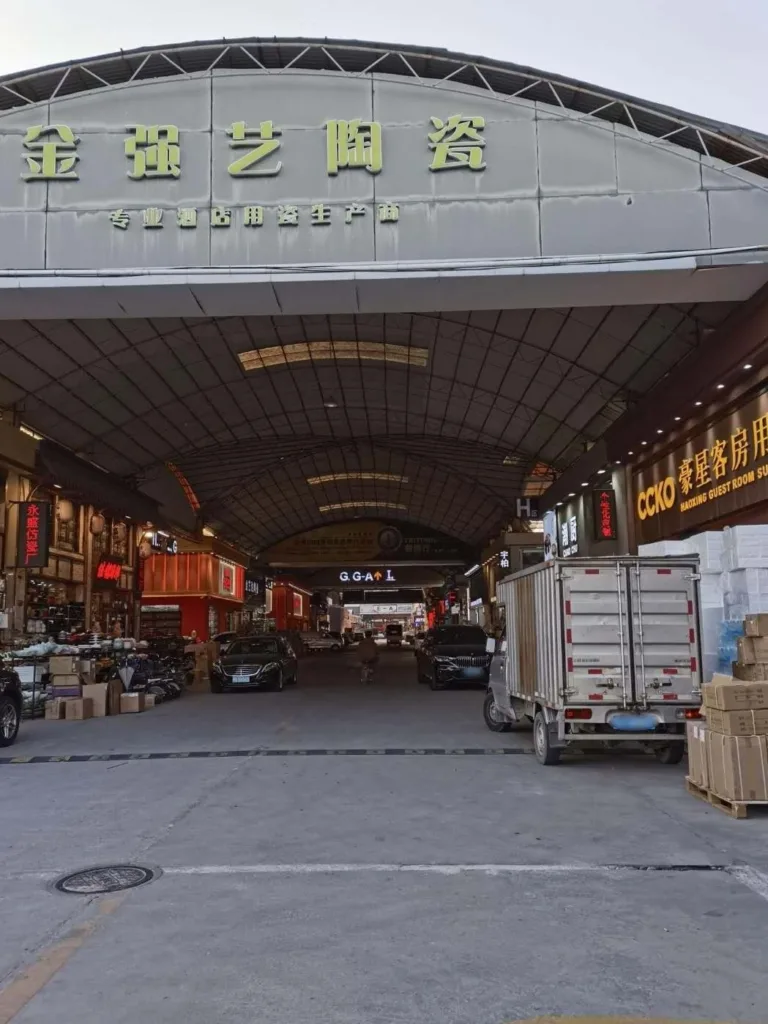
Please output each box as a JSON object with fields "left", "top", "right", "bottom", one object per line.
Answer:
{"left": 685, "top": 776, "right": 768, "bottom": 819}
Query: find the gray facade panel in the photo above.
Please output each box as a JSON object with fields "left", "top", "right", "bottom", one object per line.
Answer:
{"left": 374, "top": 199, "right": 540, "bottom": 261}
{"left": 0, "top": 133, "right": 48, "bottom": 211}
{"left": 701, "top": 156, "right": 768, "bottom": 191}
{"left": 371, "top": 74, "right": 536, "bottom": 124}
{"left": 47, "top": 76, "right": 212, "bottom": 131}
{"left": 540, "top": 191, "right": 711, "bottom": 257}
{"left": 616, "top": 135, "right": 702, "bottom": 192}
{"left": 209, "top": 208, "right": 375, "bottom": 265}
{"left": 709, "top": 189, "right": 768, "bottom": 247}
{"left": 46, "top": 131, "right": 212, "bottom": 211}
{"left": 212, "top": 70, "right": 373, "bottom": 129}
{"left": 0, "top": 212, "right": 46, "bottom": 268}
{"left": 376, "top": 120, "right": 538, "bottom": 201}
{"left": 46, "top": 209, "right": 212, "bottom": 269}
{"left": 538, "top": 118, "right": 617, "bottom": 196}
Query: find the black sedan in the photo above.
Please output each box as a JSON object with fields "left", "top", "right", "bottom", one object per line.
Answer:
{"left": 0, "top": 665, "right": 22, "bottom": 746}
{"left": 416, "top": 625, "right": 492, "bottom": 690}
{"left": 211, "top": 637, "right": 298, "bottom": 692}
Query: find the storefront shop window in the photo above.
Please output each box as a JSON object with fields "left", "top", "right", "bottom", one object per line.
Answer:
{"left": 26, "top": 577, "right": 85, "bottom": 636}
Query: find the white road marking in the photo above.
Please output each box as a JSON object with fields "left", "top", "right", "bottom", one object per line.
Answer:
{"left": 730, "top": 865, "right": 768, "bottom": 903}
{"left": 162, "top": 862, "right": 658, "bottom": 876}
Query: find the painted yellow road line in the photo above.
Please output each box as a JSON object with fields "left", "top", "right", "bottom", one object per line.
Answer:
{"left": 0, "top": 896, "right": 124, "bottom": 1024}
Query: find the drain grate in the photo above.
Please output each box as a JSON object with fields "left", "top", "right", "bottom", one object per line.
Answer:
{"left": 55, "top": 864, "right": 155, "bottom": 894}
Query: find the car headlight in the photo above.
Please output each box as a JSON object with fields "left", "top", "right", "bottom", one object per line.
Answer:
{"left": 434, "top": 656, "right": 455, "bottom": 666}
{"left": 261, "top": 662, "right": 280, "bottom": 674}
{"left": 213, "top": 662, "right": 223, "bottom": 675}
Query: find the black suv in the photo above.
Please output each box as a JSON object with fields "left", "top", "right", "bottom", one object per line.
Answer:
{"left": 416, "top": 625, "right": 492, "bottom": 690}
{"left": 0, "top": 666, "right": 22, "bottom": 746}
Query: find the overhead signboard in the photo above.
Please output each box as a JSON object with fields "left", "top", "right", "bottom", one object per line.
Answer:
{"left": 264, "top": 521, "right": 471, "bottom": 565}
{"left": 17, "top": 501, "right": 51, "bottom": 569}
{"left": 634, "top": 388, "right": 768, "bottom": 543}
{"left": 339, "top": 569, "right": 396, "bottom": 584}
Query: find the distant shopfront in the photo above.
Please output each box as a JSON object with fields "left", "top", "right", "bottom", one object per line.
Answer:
{"left": 269, "top": 580, "right": 310, "bottom": 632}
{"left": 633, "top": 384, "right": 768, "bottom": 544}
{"left": 140, "top": 537, "right": 246, "bottom": 640}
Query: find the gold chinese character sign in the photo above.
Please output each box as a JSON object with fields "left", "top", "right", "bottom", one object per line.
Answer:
{"left": 634, "top": 391, "right": 768, "bottom": 542}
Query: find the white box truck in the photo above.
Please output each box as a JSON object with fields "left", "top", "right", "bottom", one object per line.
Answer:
{"left": 484, "top": 557, "right": 703, "bottom": 765}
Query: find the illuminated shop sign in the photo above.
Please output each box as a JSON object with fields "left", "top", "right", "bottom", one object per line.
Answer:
{"left": 634, "top": 389, "right": 768, "bottom": 542}
{"left": 592, "top": 489, "right": 617, "bottom": 541}
{"left": 17, "top": 501, "right": 51, "bottom": 569}
{"left": 560, "top": 515, "right": 579, "bottom": 558}
{"left": 244, "top": 576, "right": 261, "bottom": 596}
{"left": 149, "top": 531, "right": 178, "bottom": 555}
{"left": 95, "top": 557, "right": 122, "bottom": 583}
{"left": 498, "top": 549, "right": 510, "bottom": 569}
{"left": 338, "top": 568, "right": 396, "bottom": 583}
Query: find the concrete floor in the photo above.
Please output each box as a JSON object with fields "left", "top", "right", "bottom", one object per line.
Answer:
{"left": 2, "top": 648, "right": 768, "bottom": 1023}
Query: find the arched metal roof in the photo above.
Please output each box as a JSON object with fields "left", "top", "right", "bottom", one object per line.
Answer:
{"left": 1, "top": 36, "right": 766, "bottom": 182}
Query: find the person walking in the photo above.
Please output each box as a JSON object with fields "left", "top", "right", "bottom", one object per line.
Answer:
{"left": 357, "top": 629, "right": 379, "bottom": 684}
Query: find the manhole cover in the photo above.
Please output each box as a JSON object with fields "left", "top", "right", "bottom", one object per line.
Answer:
{"left": 55, "top": 864, "right": 155, "bottom": 894}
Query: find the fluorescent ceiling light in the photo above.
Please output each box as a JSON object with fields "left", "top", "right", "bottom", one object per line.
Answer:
{"left": 306, "top": 472, "right": 408, "bottom": 486}
{"left": 19, "top": 424, "right": 43, "bottom": 441}
{"left": 239, "top": 341, "right": 429, "bottom": 372}
{"left": 318, "top": 501, "right": 407, "bottom": 513}
{"left": 464, "top": 564, "right": 481, "bottom": 577}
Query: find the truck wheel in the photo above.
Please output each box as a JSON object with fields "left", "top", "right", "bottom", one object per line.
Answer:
{"left": 483, "top": 692, "right": 511, "bottom": 732}
{"left": 653, "top": 743, "right": 685, "bottom": 765}
{"left": 533, "top": 711, "right": 561, "bottom": 766}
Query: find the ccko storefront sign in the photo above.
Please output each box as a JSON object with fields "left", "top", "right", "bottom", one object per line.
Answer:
{"left": 634, "top": 387, "right": 768, "bottom": 542}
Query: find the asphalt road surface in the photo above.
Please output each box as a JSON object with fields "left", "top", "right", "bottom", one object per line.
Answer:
{"left": 1, "top": 648, "right": 767, "bottom": 1024}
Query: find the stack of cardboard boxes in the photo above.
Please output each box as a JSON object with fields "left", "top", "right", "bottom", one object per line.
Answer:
{"left": 733, "top": 613, "right": 768, "bottom": 680}
{"left": 688, "top": 670, "right": 768, "bottom": 804}
{"left": 45, "top": 653, "right": 128, "bottom": 722}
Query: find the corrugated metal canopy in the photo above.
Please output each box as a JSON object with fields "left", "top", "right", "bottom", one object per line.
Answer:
{"left": 0, "top": 301, "right": 736, "bottom": 552}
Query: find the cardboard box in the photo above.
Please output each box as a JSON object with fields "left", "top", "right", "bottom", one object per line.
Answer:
{"left": 106, "top": 679, "right": 123, "bottom": 715}
{"left": 686, "top": 721, "right": 710, "bottom": 788}
{"left": 732, "top": 661, "right": 767, "bottom": 681}
{"left": 144, "top": 694, "right": 156, "bottom": 708}
{"left": 81, "top": 682, "right": 108, "bottom": 717}
{"left": 706, "top": 707, "right": 768, "bottom": 736}
{"left": 45, "top": 698, "right": 66, "bottom": 721}
{"left": 745, "top": 614, "right": 768, "bottom": 637}
{"left": 65, "top": 698, "right": 93, "bottom": 721}
{"left": 702, "top": 675, "right": 768, "bottom": 710}
{"left": 49, "top": 655, "right": 79, "bottom": 675}
{"left": 752, "top": 637, "right": 768, "bottom": 662}
{"left": 120, "top": 692, "right": 145, "bottom": 714}
{"left": 707, "top": 731, "right": 768, "bottom": 801}
{"left": 737, "top": 636, "right": 756, "bottom": 664}
{"left": 50, "top": 675, "right": 82, "bottom": 698}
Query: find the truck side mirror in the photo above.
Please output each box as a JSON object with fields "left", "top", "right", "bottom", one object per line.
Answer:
{"left": 485, "top": 637, "right": 496, "bottom": 654}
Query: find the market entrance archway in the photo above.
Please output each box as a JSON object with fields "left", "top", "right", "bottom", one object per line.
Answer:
{"left": 0, "top": 37, "right": 767, "bottom": 585}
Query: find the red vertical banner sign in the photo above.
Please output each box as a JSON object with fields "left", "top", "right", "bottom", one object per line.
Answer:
{"left": 592, "top": 489, "right": 617, "bottom": 541}
{"left": 17, "top": 501, "right": 51, "bottom": 569}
